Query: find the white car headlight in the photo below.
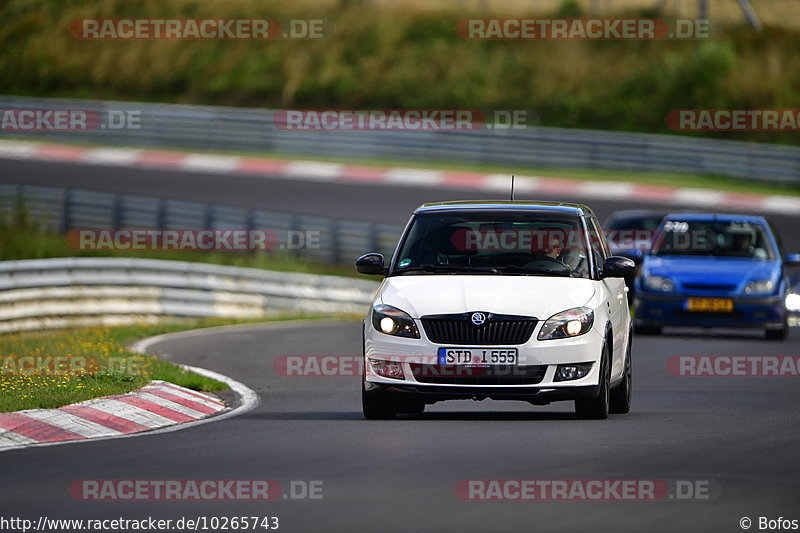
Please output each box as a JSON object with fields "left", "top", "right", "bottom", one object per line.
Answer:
{"left": 372, "top": 304, "right": 420, "bottom": 339}
{"left": 538, "top": 307, "right": 594, "bottom": 340}
{"left": 644, "top": 275, "right": 674, "bottom": 292}
{"left": 743, "top": 280, "right": 775, "bottom": 295}
{"left": 784, "top": 293, "right": 800, "bottom": 312}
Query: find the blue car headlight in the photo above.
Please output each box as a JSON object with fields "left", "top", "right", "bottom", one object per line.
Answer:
{"left": 743, "top": 280, "right": 775, "bottom": 295}
{"left": 644, "top": 275, "right": 674, "bottom": 292}
{"left": 786, "top": 293, "right": 800, "bottom": 312}
{"left": 372, "top": 304, "right": 420, "bottom": 338}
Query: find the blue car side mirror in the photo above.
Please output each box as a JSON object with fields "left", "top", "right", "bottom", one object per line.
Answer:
{"left": 785, "top": 253, "right": 800, "bottom": 266}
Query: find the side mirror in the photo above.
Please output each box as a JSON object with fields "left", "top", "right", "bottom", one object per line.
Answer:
{"left": 601, "top": 256, "right": 636, "bottom": 279}
{"left": 356, "top": 253, "right": 385, "bottom": 275}
{"left": 785, "top": 253, "right": 800, "bottom": 267}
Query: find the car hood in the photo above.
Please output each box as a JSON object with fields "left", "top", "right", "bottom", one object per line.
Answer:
{"left": 643, "top": 256, "right": 780, "bottom": 286}
{"left": 379, "top": 275, "right": 596, "bottom": 318}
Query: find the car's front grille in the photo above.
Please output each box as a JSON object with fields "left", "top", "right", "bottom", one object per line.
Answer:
{"left": 420, "top": 313, "right": 537, "bottom": 345}
{"left": 410, "top": 364, "right": 547, "bottom": 385}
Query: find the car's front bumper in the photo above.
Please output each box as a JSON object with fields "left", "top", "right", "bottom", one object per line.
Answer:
{"left": 634, "top": 291, "right": 786, "bottom": 329}
{"left": 363, "top": 320, "right": 606, "bottom": 401}
{"left": 363, "top": 380, "right": 601, "bottom": 404}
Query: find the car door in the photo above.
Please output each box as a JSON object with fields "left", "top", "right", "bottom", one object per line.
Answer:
{"left": 589, "top": 216, "right": 627, "bottom": 379}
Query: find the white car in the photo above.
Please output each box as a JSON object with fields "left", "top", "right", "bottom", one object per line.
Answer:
{"left": 356, "top": 201, "right": 635, "bottom": 419}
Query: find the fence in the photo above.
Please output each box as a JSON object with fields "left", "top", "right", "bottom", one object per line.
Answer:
{"left": 1, "top": 95, "right": 799, "bottom": 185}
{"left": 0, "top": 257, "right": 379, "bottom": 333}
{"left": 0, "top": 183, "right": 404, "bottom": 266}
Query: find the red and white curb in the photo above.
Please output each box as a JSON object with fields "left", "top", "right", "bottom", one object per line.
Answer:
{"left": 0, "top": 381, "right": 226, "bottom": 451}
{"left": 1, "top": 139, "right": 798, "bottom": 216}
{"left": 0, "top": 341, "right": 259, "bottom": 452}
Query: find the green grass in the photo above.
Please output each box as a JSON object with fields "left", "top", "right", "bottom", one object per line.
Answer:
{"left": 0, "top": 372, "right": 147, "bottom": 413}
{"left": 0, "top": 322, "right": 221, "bottom": 412}
{"left": 0, "top": 315, "right": 346, "bottom": 413}
{"left": 2, "top": 0, "right": 800, "bottom": 145}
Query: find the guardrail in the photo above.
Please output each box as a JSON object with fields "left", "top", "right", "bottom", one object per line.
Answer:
{"left": 1, "top": 95, "right": 799, "bottom": 185}
{"left": 0, "top": 183, "right": 403, "bottom": 266}
{"left": 0, "top": 257, "right": 379, "bottom": 333}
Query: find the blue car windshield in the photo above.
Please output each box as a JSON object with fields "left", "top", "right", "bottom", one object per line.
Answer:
{"left": 652, "top": 220, "right": 775, "bottom": 259}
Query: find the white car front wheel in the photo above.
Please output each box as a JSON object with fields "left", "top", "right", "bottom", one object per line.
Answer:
{"left": 574, "top": 343, "right": 610, "bottom": 420}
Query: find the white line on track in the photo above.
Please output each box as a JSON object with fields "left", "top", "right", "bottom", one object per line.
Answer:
{"left": 384, "top": 168, "right": 443, "bottom": 187}
{"left": 82, "top": 148, "right": 142, "bottom": 166}
{"left": 181, "top": 154, "right": 241, "bottom": 173}
{"left": 283, "top": 161, "right": 343, "bottom": 180}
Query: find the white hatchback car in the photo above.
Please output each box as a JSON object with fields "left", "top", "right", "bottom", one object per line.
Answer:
{"left": 357, "top": 201, "right": 635, "bottom": 419}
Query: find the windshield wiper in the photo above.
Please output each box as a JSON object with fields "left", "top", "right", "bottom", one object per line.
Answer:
{"left": 393, "top": 264, "right": 500, "bottom": 275}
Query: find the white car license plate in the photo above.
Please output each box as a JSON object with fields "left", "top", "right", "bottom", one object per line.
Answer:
{"left": 437, "top": 348, "right": 518, "bottom": 365}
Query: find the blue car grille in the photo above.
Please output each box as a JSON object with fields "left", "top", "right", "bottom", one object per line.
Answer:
{"left": 673, "top": 310, "right": 743, "bottom": 319}
{"left": 682, "top": 283, "right": 737, "bottom": 291}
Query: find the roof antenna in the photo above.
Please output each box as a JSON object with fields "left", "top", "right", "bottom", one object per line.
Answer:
{"left": 510, "top": 175, "right": 515, "bottom": 201}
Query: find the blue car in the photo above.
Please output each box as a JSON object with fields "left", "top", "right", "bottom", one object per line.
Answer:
{"left": 634, "top": 213, "right": 800, "bottom": 340}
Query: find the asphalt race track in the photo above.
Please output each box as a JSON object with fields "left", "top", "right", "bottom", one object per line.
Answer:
{"left": 2, "top": 321, "right": 800, "bottom": 532}
{"left": 2, "top": 158, "right": 800, "bottom": 254}
{"left": 2, "top": 158, "right": 800, "bottom": 532}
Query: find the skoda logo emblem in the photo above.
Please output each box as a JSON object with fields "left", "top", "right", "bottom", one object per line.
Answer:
{"left": 470, "top": 312, "right": 487, "bottom": 326}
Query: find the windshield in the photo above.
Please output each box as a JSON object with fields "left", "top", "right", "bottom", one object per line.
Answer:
{"left": 652, "top": 219, "right": 775, "bottom": 259}
{"left": 391, "top": 211, "right": 591, "bottom": 278}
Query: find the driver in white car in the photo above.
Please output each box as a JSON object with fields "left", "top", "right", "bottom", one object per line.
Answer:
{"left": 529, "top": 230, "right": 573, "bottom": 270}
{"left": 545, "top": 243, "right": 562, "bottom": 259}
